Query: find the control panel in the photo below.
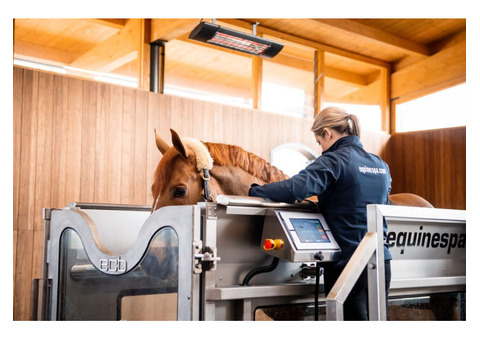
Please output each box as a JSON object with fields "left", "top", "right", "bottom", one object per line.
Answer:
{"left": 261, "top": 210, "right": 341, "bottom": 262}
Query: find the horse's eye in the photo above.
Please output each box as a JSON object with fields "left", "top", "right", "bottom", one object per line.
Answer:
{"left": 173, "top": 187, "right": 187, "bottom": 198}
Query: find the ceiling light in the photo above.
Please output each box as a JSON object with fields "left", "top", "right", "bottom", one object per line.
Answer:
{"left": 189, "top": 22, "right": 283, "bottom": 59}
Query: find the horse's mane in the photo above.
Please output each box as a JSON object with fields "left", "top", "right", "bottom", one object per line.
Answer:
{"left": 152, "top": 141, "right": 289, "bottom": 197}
{"left": 203, "top": 142, "right": 289, "bottom": 183}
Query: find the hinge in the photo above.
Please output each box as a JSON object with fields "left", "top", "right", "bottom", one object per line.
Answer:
{"left": 206, "top": 203, "right": 217, "bottom": 220}
{"left": 42, "top": 208, "right": 52, "bottom": 220}
{"left": 193, "top": 241, "right": 221, "bottom": 274}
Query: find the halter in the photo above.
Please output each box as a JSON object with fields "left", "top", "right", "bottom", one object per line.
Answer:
{"left": 182, "top": 138, "right": 214, "bottom": 202}
{"left": 200, "top": 168, "right": 213, "bottom": 202}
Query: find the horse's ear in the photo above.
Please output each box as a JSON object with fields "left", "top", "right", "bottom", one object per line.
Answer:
{"left": 155, "top": 129, "right": 171, "bottom": 155}
{"left": 170, "top": 129, "right": 188, "bottom": 159}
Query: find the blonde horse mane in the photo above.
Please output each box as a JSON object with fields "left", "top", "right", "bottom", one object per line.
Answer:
{"left": 203, "top": 142, "right": 289, "bottom": 183}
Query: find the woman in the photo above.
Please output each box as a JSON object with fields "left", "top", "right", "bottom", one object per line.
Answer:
{"left": 249, "top": 106, "right": 392, "bottom": 320}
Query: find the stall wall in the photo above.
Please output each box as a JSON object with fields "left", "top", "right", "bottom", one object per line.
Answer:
{"left": 381, "top": 127, "right": 466, "bottom": 210}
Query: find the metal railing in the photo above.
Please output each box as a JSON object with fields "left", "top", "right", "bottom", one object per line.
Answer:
{"left": 325, "top": 231, "right": 386, "bottom": 320}
{"left": 325, "top": 204, "right": 390, "bottom": 321}
{"left": 325, "top": 204, "right": 466, "bottom": 321}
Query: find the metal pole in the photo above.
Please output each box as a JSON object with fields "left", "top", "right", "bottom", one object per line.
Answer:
{"left": 150, "top": 40, "right": 165, "bottom": 93}
{"left": 367, "top": 205, "right": 387, "bottom": 320}
{"left": 325, "top": 233, "right": 376, "bottom": 320}
{"left": 39, "top": 208, "right": 52, "bottom": 320}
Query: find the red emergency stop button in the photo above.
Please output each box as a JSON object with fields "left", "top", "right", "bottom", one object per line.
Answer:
{"left": 263, "top": 238, "right": 284, "bottom": 251}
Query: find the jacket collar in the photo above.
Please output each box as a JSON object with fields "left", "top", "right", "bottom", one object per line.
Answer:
{"left": 322, "top": 135, "right": 362, "bottom": 154}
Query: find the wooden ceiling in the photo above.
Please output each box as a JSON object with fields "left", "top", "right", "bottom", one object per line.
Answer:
{"left": 13, "top": 18, "right": 466, "bottom": 107}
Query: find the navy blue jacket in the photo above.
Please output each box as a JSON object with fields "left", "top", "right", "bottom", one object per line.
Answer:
{"left": 249, "top": 135, "right": 392, "bottom": 265}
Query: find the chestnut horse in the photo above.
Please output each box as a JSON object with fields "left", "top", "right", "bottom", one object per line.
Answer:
{"left": 151, "top": 129, "right": 433, "bottom": 211}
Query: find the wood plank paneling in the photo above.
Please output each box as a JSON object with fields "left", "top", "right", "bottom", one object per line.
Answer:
{"left": 13, "top": 67, "right": 465, "bottom": 320}
{"left": 34, "top": 72, "right": 54, "bottom": 230}
{"left": 18, "top": 69, "right": 38, "bottom": 233}
{"left": 107, "top": 86, "right": 123, "bottom": 203}
{"left": 13, "top": 68, "right": 23, "bottom": 232}
{"left": 50, "top": 74, "right": 69, "bottom": 208}
{"left": 65, "top": 77, "right": 83, "bottom": 203}
{"left": 121, "top": 88, "right": 136, "bottom": 204}
{"left": 381, "top": 127, "right": 466, "bottom": 209}
{"left": 94, "top": 83, "right": 110, "bottom": 203}
{"left": 134, "top": 90, "right": 148, "bottom": 204}
{"left": 80, "top": 80, "right": 97, "bottom": 202}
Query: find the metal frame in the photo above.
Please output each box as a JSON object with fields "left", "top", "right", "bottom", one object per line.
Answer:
{"left": 200, "top": 197, "right": 324, "bottom": 320}
{"left": 326, "top": 204, "right": 466, "bottom": 321}
{"left": 38, "top": 200, "right": 465, "bottom": 321}
{"left": 43, "top": 203, "right": 200, "bottom": 320}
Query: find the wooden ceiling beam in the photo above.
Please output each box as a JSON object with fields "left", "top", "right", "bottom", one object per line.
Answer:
{"left": 69, "top": 19, "right": 143, "bottom": 72}
{"left": 313, "top": 19, "right": 431, "bottom": 57}
{"left": 274, "top": 53, "right": 370, "bottom": 87}
{"left": 177, "top": 33, "right": 372, "bottom": 88}
{"left": 87, "top": 19, "right": 126, "bottom": 30}
{"left": 391, "top": 39, "right": 465, "bottom": 103}
{"left": 325, "top": 67, "right": 369, "bottom": 87}
{"left": 217, "top": 19, "right": 390, "bottom": 69}
{"left": 151, "top": 19, "right": 199, "bottom": 42}
{"left": 14, "top": 39, "right": 80, "bottom": 65}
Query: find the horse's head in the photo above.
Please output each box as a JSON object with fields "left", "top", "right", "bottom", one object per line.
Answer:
{"left": 151, "top": 129, "right": 215, "bottom": 211}
{"left": 151, "top": 128, "right": 293, "bottom": 212}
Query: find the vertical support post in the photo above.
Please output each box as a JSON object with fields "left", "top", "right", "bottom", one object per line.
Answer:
{"left": 137, "top": 19, "right": 151, "bottom": 91}
{"left": 150, "top": 40, "right": 166, "bottom": 93}
{"left": 237, "top": 299, "right": 254, "bottom": 321}
{"left": 252, "top": 56, "right": 263, "bottom": 109}
{"left": 251, "top": 25, "right": 263, "bottom": 110}
{"left": 367, "top": 205, "right": 387, "bottom": 320}
{"left": 314, "top": 50, "right": 325, "bottom": 117}
{"left": 380, "top": 66, "right": 392, "bottom": 133}
{"left": 326, "top": 299, "right": 344, "bottom": 321}
{"left": 326, "top": 233, "right": 377, "bottom": 320}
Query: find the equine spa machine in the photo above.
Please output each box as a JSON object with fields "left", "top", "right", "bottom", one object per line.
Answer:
{"left": 32, "top": 196, "right": 466, "bottom": 321}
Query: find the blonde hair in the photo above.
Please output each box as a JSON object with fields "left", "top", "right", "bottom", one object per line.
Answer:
{"left": 311, "top": 106, "right": 360, "bottom": 138}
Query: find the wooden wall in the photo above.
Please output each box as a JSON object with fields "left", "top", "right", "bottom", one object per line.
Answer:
{"left": 381, "top": 127, "right": 466, "bottom": 210}
{"left": 13, "top": 66, "right": 464, "bottom": 320}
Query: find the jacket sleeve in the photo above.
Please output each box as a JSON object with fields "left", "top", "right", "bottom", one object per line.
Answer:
{"left": 249, "top": 154, "right": 340, "bottom": 203}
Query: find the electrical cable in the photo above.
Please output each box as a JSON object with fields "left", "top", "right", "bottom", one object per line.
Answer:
{"left": 242, "top": 257, "right": 280, "bottom": 286}
{"left": 315, "top": 262, "right": 320, "bottom": 321}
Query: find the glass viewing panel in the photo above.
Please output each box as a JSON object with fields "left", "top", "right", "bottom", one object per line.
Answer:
{"left": 58, "top": 227, "right": 179, "bottom": 320}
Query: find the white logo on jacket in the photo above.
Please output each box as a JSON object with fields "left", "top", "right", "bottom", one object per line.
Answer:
{"left": 358, "top": 165, "right": 387, "bottom": 175}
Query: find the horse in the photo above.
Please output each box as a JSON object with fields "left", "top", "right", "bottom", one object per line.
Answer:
{"left": 151, "top": 129, "right": 433, "bottom": 211}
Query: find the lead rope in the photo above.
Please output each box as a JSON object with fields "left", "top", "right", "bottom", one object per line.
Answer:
{"left": 200, "top": 168, "right": 214, "bottom": 202}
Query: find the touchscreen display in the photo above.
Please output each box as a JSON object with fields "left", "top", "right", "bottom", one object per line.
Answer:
{"left": 290, "top": 218, "right": 330, "bottom": 243}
